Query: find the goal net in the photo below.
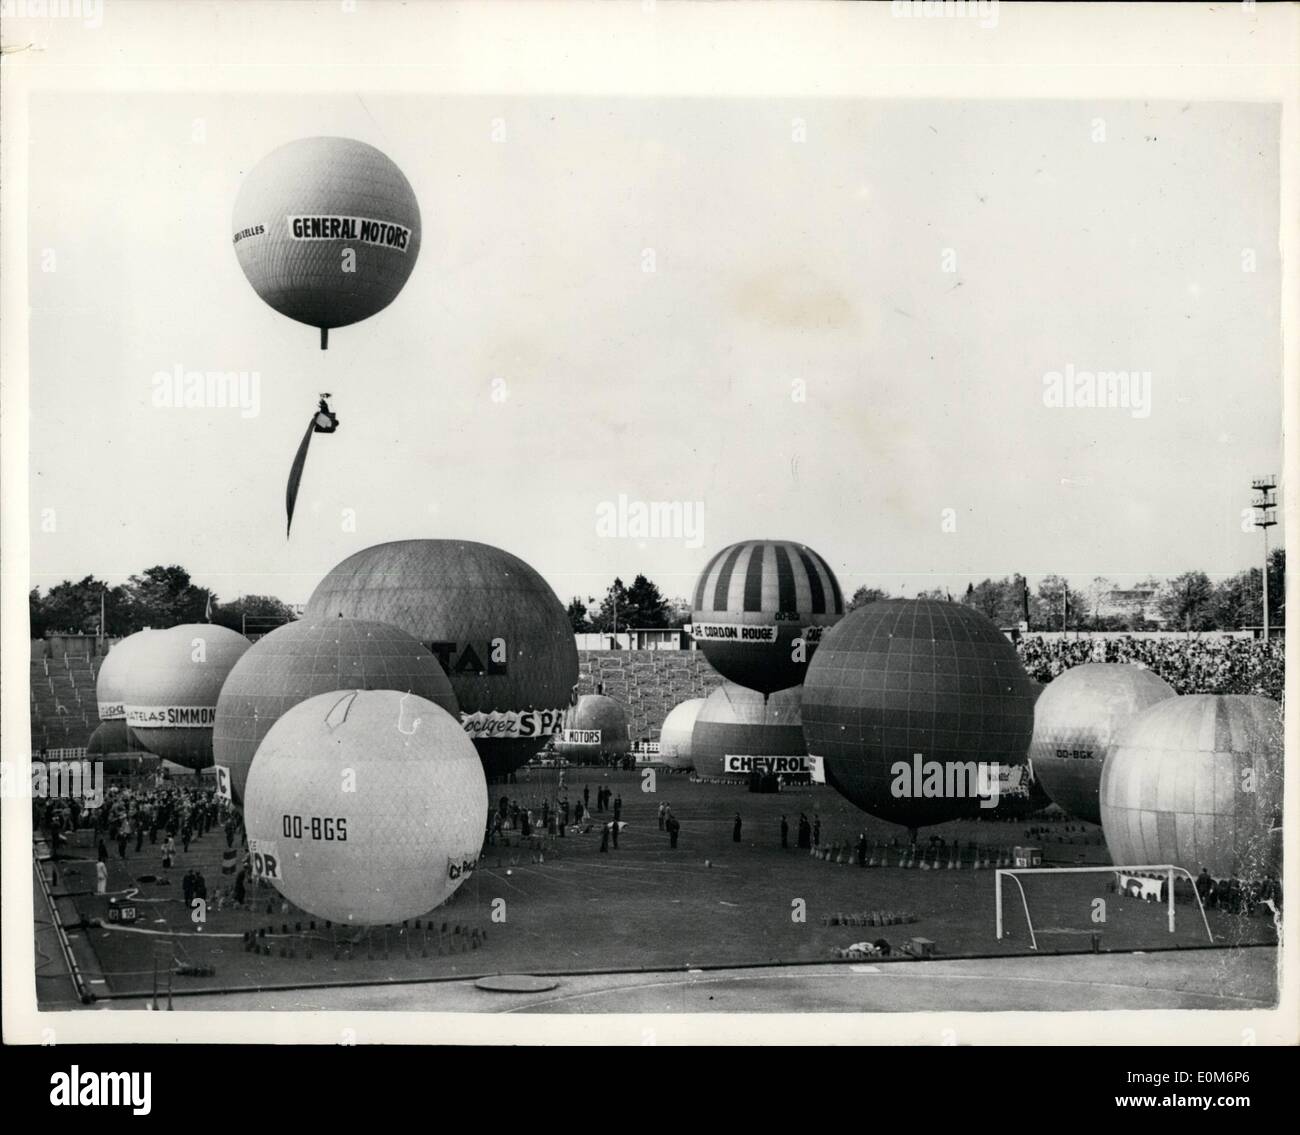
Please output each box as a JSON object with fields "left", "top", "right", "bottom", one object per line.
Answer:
{"left": 995, "top": 865, "right": 1212, "bottom": 952}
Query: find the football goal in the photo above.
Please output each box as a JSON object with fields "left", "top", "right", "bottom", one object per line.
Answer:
{"left": 995, "top": 865, "right": 1213, "bottom": 951}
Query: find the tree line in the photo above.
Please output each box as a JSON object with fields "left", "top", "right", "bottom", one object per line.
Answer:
{"left": 848, "top": 548, "right": 1285, "bottom": 632}
{"left": 29, "top": 566, "right": 296, "bottom": 638}
{"left": 566, "top": 575, "right": 691, "bottom": 633}
{"left": 30, "top": 550, "right": 1285, "bottom": 641}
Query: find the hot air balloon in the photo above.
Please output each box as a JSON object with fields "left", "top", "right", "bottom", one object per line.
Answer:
{"left": 243, "top": 689, "right": 487, "bottom": 926}
{"left": 553, "top": 694, "right": 631, "bottom": 763}
{"left": 690, "top": 683, "right": 806, "bottom": 780}
{"left": 86, "top": 720, "right": 134, "bottom": 755}
{"left": 1029, "top": 664, "right": 1176, "bottom": 823}
{"left": 213, "top": 617, "right": 459, "bottom": 803}
{"left": 690, "top": 540, "right": 843, "bottom": 696}
{"left": 801, "top": 600, "right": 1037, "bottom": 838}
{"left": 1099, "top": 694, "right": 1282, "bottom": 878}
{"left": 657, "top": 697, "right": 707, "bottom": 770}
{"left": 121, "top": 625, "right": 251, "bottom": 769}
{"left": 232, "top": 137, "right": 422, "bottom": 349}
{"left": 231, "top": 136, "right": 421, "bottom": 536}
{"left": 96, "top": 629, "right": 163, "bottom": 722}
{"left": 305, "top": 540, "right": 578, "bottom": 779}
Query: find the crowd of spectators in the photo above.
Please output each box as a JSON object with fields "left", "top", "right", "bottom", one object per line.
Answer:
{"left": 36, "top": 781, "right": 239, "bottom": 862}
{"left": 1016, "top": 634, "right": 1284, "bottom": 702}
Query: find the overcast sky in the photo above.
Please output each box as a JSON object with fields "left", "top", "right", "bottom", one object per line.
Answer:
{"left": 27, "top": 93, "right": 1282, "bottom": 609}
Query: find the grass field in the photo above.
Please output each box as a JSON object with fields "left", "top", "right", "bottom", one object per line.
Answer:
{"left": 38, "top": 769, "right": 1278, "bottom": 1006}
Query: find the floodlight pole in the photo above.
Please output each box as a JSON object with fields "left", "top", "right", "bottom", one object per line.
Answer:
{"left": 1250, "top": 476, "right": 1278, "bottom": 641}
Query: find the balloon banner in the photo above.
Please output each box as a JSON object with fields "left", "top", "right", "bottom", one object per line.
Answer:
{"left": 286, "top": 215, "right": 413, "bottom": 250}
{"left": 686, "top": 623, "right": 778, "bottom": 644}
{"left": 249, "top": 839, "right": 282, "bottom": 880}
{"left": 460, "top": 708, "right": 567, "bottom": 741}
{"left": 447, "top": 855, "right": 478, "bottom": 881}
{"left": 722, "top": 755, "right": 813, "bottom": 775}
{"left": 124, "top": 705, "right": 217, "bottom": 728}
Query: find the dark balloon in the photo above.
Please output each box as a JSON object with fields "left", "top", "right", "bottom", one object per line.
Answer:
{"left": 214, "top": 617, "right": 459, "bottom": 802}
{"left": 86, "top": 720, "right": 135, "bottom": 756}
{"left": 554, "top": 694, "right": 631, "bottom": 761}
{"left": 801, "top": 600, "right": 1037, "bottom": 832}
{"left": 691, "top": 540, "right": 843, "bottom": 695}
{"left": 304, "top": 540, "right": 578, "bottom": 779}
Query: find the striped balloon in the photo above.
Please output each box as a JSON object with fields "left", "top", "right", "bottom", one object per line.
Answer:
{"left": 690, "top": 540, "right": 843, "bottom": 695}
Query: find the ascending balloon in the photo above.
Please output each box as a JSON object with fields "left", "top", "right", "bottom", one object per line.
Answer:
{"left": 232, "top": 137, "right": 422, "bottom": 349}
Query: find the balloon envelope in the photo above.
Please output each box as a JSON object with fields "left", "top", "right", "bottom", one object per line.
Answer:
{"left": 96, "top": 630, "right": 163, "bottom": 721}
{"left": 658, "top": 697, "right": 707, "bottom": 770}
{"left": 122, "top": 625, "right": 251, "bottom": 769}
{"left": 1099, "top": 694, "right": 1282, "bottom": 878}
{"left": 691, "top": 540, "right": 843, "bottom": 694}
{"left": 86, "top": 720, "right": 135, "bottom": 756}
{"left": 244, "top": 689, "right": 487, "bottom": 926}
{"left": 554, "top": 694, "right": 630, "bottom": 760}
{"left": 801, "top": 600, "right": 1037, "bottom": 830}
{"left": 1030, "top": 664, "right": 1176, "bottom": 823}
{"left": 690, "top": 683, "right": 805, "bottom": 780}
{"left": 213, "top": 617, "right": 459, "bottom": 803}
{"left": 305, "top": 540, "right": 578, "bottom": 778}
{"left": 232, "top": 137, "right": 421, "bottom": 339}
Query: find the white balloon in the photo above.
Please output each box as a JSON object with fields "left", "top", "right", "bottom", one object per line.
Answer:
{"left": 245, "top": 689, "right": 487, "bottom": 925}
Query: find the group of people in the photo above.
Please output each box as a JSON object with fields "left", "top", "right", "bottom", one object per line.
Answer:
{"left": 39, "top": 780, "right": 238, "bottom": 866}
{"left": 485, "top": 784, "right": 629, "bottom": 846}
{"left": 1195, "top": 868, "right": 1283, "bottom": 916}
{"left": 1015, "top": 634, "right": 1284, "bottom": 701}
{"left": 655, "top": 802, "right": 682, "bottom": 847}
{"left": 779, "top": 813, "right": 822, "bottom": 851}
